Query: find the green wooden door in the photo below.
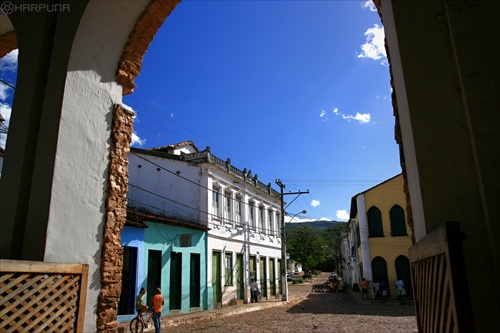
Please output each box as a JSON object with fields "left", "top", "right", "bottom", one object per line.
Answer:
{"left": 236, "top": 254, "right": 244, "bottom": 299}
{"left": 249, "top": 256, "right": 256, "bottom": 282}
{"left": 269, "top": 258, "right": 276, "bottom": 297}
{"left": 260, "top": 257, "right": 267, "bottom": 297}
{"left": 278, "top": 259, "right": 282, "bottom": 297}
{"left": 212, "top": 251, "right": 222, "bottom": 303}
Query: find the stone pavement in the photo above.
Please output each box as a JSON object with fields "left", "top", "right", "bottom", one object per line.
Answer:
{"left": 118, "top": 273, "right": 327, "bottom": 332}
{"left": 118, "top": 273, "right": 412, "bottom": 332}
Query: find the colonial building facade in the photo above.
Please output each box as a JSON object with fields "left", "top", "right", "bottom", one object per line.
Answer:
{"left": 343, "top": 174, "right": 412, "bottom": 298}
{"left": 125, "top": 141, "right": 283, "bottom": 314}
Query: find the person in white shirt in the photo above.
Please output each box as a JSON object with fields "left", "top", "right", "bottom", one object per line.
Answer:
{"left": 250, "top": 278, "right": 259, "bottom": 303}
{"left": 395, "top": 278, "right": 405, "bottom": 301}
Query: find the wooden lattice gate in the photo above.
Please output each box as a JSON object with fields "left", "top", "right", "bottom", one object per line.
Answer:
{"left": 0, "top": 260, "right": 89, "bottom": 333}
{"left": 409, "top": 222, "right": 474, "bottom": 332}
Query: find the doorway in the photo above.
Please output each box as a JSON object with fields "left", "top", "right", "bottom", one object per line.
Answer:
{"left": 259, "top": 256, "right": 267, "bottom": 298}
{"left": 395, "top": 255, "right": 412, "bottom": 296}
{"left": 236, "top": 253, "right": 244, "bottom": 300}
{"left": 212, "top": 251, "right": 222, "bottom": 305}
{"left": 118, "top": 246, "right": 137, "bottom": 315}
{"left": 269, "top": 258, "right": 276, "bottom": 297}
{"left": 371, "top": 256, "right": 389, "bottom": 286}
{"left": 147, "top": 250, "right": 162, "bottom": 307}
{"left": 170, "top": 252, "right": 182, "bottom": 310}
{"left": 190, "top": 253, "right": 200, "bottom": 308}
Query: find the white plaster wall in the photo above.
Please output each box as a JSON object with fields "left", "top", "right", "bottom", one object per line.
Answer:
{"left": 43, "top": 1, "right": 150, "bottom": 332}
{"left": 207, "top": 234, "right": 281, "bottom": 304}
{"left": 128, "top": 153, "right": 201, "bottom": 220}
{"left": 356, "top": 194, "right": 372, "bottom": 282}
{"left": 202, "top": 165, "right": 281, "bottom": 304}
{"left": 129, "top": 150, "right": 282, "bottom": 305}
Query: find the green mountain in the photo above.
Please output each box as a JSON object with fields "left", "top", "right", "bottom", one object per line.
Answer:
{"left": 286, "top": 220, "right": 346, "bottom": 232}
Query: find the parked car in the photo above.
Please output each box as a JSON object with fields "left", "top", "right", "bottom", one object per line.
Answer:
{"left": 287, "top": 273, "right": 292, "bottom": 281}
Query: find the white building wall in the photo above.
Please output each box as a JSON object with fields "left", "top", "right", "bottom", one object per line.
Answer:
{"left": 41, "top": 2, "right": 151, "bottom": 332}
{"left": 127, "top": 148, "right": 282, "bottom": 306}
{"left": 203, "top": 166, "right": 281, "bottom": 305}
{"left": 128, "top": 153, "right": 202, "bottom": 221}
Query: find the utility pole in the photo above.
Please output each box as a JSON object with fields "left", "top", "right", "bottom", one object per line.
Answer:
{"left": 275, "top": 179, "right": 309, "bottom": 301}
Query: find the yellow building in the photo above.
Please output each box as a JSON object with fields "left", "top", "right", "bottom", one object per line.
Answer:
{"left": 347, "top": 174, "right": 412, "bottom": 298}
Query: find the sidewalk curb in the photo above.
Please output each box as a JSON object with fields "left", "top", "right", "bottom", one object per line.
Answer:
{"left": 119, "top": 276, "right": 325, "bottom": 332}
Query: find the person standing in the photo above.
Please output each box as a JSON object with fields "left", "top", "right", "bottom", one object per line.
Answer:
{"left": 373, "top": 281, "right": 381, "bottom": 297}
{"left": 395, "top": 278, "right": 405, "bottom": 302}
{"left": 151, "top": 287, "right": 164, "bottom": 333}
{"left": 135, "top": 287, "right": 148, "bottom": 319}
{"left": 250, "top": 278, "right": 259, "bottom": 303}
{"left": 361, "top": 278, "right": 369, "bottom": 300}
{"left": 380, "top": 280, "right": 388, "bottom": 297}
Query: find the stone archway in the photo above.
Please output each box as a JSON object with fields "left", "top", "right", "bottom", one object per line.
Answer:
{"left": 1, "top": 1, "right": 413, "bottom": 331}
{"left": 98, "top": 1, "right": 181, "bottom": 331}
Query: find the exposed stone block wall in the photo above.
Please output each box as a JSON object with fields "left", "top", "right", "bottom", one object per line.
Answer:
{"left": 115, "top": 0, "right": 181, "bottom": 95}
{"left": 98, "top": 1, "right": 183, "bottom": 330}
{"left": 97, "top": 104, "right": 133, "bottom": 332}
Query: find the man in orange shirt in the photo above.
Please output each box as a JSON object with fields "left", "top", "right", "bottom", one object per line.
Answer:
{"left": 151, "top": 287, "right": 164, "bottom": 333}
{"left": 361, "top": 278, "right": 369, "bottom": 300}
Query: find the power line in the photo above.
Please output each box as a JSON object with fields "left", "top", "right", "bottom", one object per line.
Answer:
{"left": 0, "top": 79, "right": 15, "bottom": 90}
{"left": 128, "top": 183, "right": 282, "bottom": 236}
{"left": 126, "top": 96, "right": 284, "bottom": 189}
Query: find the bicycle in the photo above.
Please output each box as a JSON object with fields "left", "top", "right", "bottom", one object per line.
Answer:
{"left": 129, "top": 311, "right": 153, "bottom": 333}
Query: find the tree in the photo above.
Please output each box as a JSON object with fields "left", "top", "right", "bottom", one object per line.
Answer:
{"left": 319, "top": 223, "right": 348, "bottom": 272}
{"left": 286, "top": 225, "right": 326, "bottom": 270}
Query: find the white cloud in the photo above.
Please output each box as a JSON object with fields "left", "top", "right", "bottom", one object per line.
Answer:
{"left": 0, "top": 103, "right": 12, "bottom": 148}
{"left": 343, "top": 112, "right": 371, "bottom": 124}
{"left": 0, "top": 84, "right": 10, "bottom": 101}
{"left": 1, "top": 49, "right": 18, "bottom": 101}
{"left": 357, "top": 24, "right": 387, "bottom": 65}
{"left": 122, "top": 103, "right": 144, "bottom": 146}
{"left": 331, "top": 107, "right": 371, "bottom": 124}
{"left": 360, "top": 0, "right": 377, "bottom": 12}
{"left": 311, "top": 200, "right": 320, "bottom": 207}
{"left": 285, "top": 216, "right": 314, "bottom": 223}
{"left": 336, "top": 210, "right": 349, "bottom": 221}
{"left": 131, "top": 132, "right": 146, "bottom": 147}
{"left": 122, "top": 102, "right": 137, "bottom": 116}
{"left": 0, "top": 49, "right": 18, "bottom": 70}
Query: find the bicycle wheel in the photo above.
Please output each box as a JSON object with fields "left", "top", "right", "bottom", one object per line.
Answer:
{"left": 129, "top": 317, "right": 144, "bottom": 333}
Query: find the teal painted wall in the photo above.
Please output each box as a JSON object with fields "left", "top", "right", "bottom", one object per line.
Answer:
{"left": 143, "top": 222, "right": 208, "bottom": 314}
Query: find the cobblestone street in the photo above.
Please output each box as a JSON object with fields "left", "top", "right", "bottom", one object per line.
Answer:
{"left": 159, "top": 273, "right": 417, "bottom": 333}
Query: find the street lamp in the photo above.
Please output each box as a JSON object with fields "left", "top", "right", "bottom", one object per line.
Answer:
{"left": 290, "top": 210, "right": 307, "bottom": 222}
{"left": 281, "top": 209, "right": 307, "bottom": 301}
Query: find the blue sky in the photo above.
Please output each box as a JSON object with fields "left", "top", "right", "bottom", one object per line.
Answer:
{"left": 0, "top": 0, "right": 402, "bottom": 222}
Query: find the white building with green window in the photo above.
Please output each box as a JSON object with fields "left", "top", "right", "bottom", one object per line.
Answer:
{"left": 127, "top": 141, "right": 283, "bottom": 309}
{"left": 344, "top": 173, "right": 412, "bottom": 299}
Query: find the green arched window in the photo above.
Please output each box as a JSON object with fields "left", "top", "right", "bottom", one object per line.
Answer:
{"left": 390, "top": 205, "right": 407, "bottom": 236}
{"left": 367, "top": 206, "right": 384, "bottom": 237}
